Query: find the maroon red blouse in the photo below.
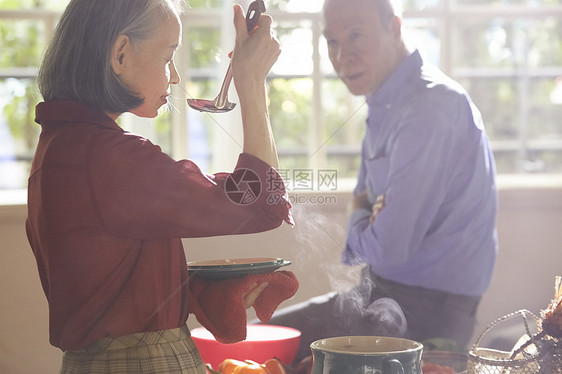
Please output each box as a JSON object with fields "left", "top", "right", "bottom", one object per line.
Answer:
{"left": 26, "top": 100, "right": 292, "bottom": 351}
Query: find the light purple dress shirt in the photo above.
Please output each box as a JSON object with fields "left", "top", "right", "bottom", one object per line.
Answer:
{"left": 343, "top": 50, "right": 498, "bottom": 297}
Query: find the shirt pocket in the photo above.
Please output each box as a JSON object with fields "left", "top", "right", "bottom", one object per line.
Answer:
{"left": 365, "top": 156, "right": 390, "bottom": 203}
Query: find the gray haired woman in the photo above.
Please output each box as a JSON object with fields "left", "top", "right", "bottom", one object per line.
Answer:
{"left": 27, "top": 0, "right": 294, "bottom": 373}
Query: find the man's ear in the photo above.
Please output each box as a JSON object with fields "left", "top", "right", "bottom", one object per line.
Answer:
{"left": 111, "top": 34, "right": 130, "bottom": 75}
{"left": 389, "top": 15, "right": 402, "bottom": 39}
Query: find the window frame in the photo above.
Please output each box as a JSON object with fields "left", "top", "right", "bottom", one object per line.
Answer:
{"left": 1, "top": 1, "right": 562, "bottom": 203}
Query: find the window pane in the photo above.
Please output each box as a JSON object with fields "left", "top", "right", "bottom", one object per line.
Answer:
{"left": 456, "top": 0, "right": 562, "bottom": 4}
{"left": 186, "top": 0, "right": 222, "bottom": 9}
{"left": 452, "top": 17, "right": 562, "bottom": 68}
{"left": 530, "top": 151, "right": 562, "bottom": 173}
{"left": 404, "top": 0, "right": 443, "bottom": 11}
{"left": 493, "top": 151, "right": 520, "bottom": 174}
{"left": 277, "top": 155, "right": 309, "bottom": 175}
{"left": 526, "top": 17, "right": 562, "bottom": 67}
{"left": 187, "top": 109, "right": 214, "bottom": 171}
{"left": 403, "top": 18, "right": 441, "bottom": 66}
{"left": 528, "top": 78, "right": 562, "bottom": 140}
{"left": 273, "top": 20, "right": 314, "bottom": 76}
{"left": 0, "top": 1, "right": 59, "bottom": 10}
{"left": 281, "top": 0, "right": 323, "bottom": 12}
{"left": 323, "top": 79, "right": 365, "bottom": 179}
{"left": 0, "top": 19, "right": 44, "bottom": 68}
{"left": 0, "top": 159, "right": 29, "bottom": 189}
{"left": 322, "top": 79, "right": 366, "bottom": 147}
{"left": 453, "top": 18, "right": 515, "bottom": 68}
{"left": 183, "top": 22, "right": 223, "bottom": 170}
{"left": 0, "top": 78, "right": 40, "bottom": 189}
{"left": 183, "top": 23, "right": 224, "bottom": 130}
{"left": 268, "top": 78, "right": 312, "bottom": 149}
{"left": 457, "top": 77, "right": 519, "bottom": 142}
{"left": 185, "top": 25, "right": 221, "bottom": 70}
{"left": 327, "top": 152, "right": 361, "bottom": 180}
{"left": 185, "top": 78, "right": 218, "bottom": 110}
{"left": 494, "top": 150, "right": 562, "bottom": 174}
{"left": 319, "top": 35, "right": 335, "bottom": 76}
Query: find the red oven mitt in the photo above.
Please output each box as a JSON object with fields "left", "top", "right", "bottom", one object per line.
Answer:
{"left": 188, "top": 270, "right": 299, "bottom": 344}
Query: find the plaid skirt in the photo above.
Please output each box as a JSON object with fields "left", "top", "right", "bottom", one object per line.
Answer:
{"left": 60, "top": 325, "right": 207, "bottom": 374}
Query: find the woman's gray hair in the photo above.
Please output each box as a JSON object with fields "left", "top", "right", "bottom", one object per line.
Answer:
{"left": 38, "top": 0, "right": 183, "bottom": 114}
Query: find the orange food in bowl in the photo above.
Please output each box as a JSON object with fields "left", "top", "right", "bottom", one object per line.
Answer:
{"left": 213, "top": 358, "right": 286, "bottom": 374}
{"left": 191, "top": 325, "right": 301, "bottom": 370}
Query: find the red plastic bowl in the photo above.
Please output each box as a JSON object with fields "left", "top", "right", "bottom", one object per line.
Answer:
{"left": 191, "top": 324, "right": 301, "bottom": 370}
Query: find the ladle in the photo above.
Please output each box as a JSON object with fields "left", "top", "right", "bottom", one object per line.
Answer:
{"left": 187, "top": 0, "right": 265, "bottom": 113}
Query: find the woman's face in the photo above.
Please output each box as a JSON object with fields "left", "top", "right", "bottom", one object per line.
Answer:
{"left": 115, "top": 14, "right": 182, "bottom": 118}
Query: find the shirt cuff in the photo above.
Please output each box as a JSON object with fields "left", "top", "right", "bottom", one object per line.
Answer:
{"left": 342, "top": 209, "right": 372, "bottom": 265}
{"left": 235, "top": 153, "right": 294, "bottom": 227}
{"left": 348, "top": 208, "right": 372, "bottom": 229}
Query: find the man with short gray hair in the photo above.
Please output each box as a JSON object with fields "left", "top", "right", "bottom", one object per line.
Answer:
{"left": 267, "top": 0, "right": 498, "bottom": 362}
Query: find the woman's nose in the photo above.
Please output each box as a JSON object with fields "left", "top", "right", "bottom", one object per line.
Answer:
{"left": 170, "top": 62, "right": 181, "bottom": 85}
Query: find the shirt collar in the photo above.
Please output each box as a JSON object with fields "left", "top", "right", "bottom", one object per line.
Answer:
{"left": 366, "top": 49, "right": 423, "bottom": 109}
{"left": 35, "top": 100, "right": 123, "bottom": 132}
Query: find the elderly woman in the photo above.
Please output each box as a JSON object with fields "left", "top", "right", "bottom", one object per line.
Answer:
{"left": 26, "top": 0, "right": 296, "bottom": 372}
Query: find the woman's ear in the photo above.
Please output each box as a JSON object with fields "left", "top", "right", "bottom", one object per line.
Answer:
{"left": 111, "top": 34, "right": 130, "bottom": 75}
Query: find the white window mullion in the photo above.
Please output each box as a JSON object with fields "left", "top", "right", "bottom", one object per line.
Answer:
{"left": 309, "top": 13, "right": 325, "bottom": 172}
{"left": 516, "top": 22, "right": 531, "bottom": 172}
{"left": 211, "top": 0, "right": 243, "bottom": 172}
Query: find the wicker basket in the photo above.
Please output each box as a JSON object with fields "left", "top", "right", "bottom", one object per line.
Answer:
{"left": 467, "top": 310, "right": 553, "bottom": 374}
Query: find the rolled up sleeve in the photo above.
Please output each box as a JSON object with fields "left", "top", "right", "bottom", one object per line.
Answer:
{"left": 88, "top": 133, "right": 292, "bottom": 239}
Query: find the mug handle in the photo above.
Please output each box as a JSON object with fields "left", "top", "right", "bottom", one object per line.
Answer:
{"left": 383, "top": 358, "right": 405, "bottom": 374}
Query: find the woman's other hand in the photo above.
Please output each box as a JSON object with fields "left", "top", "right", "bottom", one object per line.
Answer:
{"left": 243, "top": 282, "right": 270, "bottom": 308}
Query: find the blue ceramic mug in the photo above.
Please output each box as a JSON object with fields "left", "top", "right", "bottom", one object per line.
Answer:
{"left": 310, "top": 336, "right": 423, "bottom": 374}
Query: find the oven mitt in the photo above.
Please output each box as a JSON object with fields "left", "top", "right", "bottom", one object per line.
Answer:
{"left": 188, "top": 270, "right": 299, "bottom": 344}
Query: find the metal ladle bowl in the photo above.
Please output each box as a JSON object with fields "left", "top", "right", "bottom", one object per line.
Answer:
{"left": 187, "top": 0, "right": 265, "bottom": 113}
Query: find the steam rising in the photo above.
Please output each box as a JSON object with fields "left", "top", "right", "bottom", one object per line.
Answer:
{"left": 291, "top": 204, "right": 408, "bottom": 338}
{"left": 336, "top": 275, "right": 408, "bottom": 338}
{"left": 290, "top": 205, "right": 356, "bottom": 291}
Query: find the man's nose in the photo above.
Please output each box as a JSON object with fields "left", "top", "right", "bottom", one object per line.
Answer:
{"left": 336, "top": 43, "right": 354, "bottom": 65}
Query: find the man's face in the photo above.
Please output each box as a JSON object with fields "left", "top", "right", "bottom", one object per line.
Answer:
{"left": 323, "top": 0, "right": 400, "bottom": 96}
